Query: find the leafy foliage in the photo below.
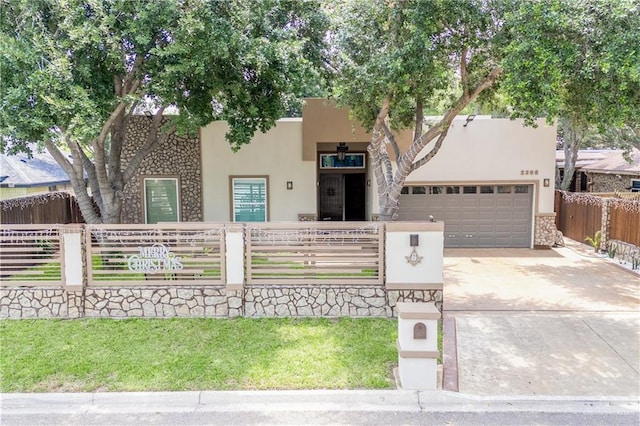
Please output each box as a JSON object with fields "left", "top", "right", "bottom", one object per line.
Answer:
{"left": 0, "top": 0, "right": 329, "bottom": 223}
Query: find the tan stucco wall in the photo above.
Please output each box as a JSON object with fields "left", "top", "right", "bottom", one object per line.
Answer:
{"left": 402, "top": 117, "right": 557, "bottom": 214}
{"left": 302, "top": 98, "right": 413, "bottom": 161}
{"left": 201, "top": 118, "right": 317, "bottom": 221}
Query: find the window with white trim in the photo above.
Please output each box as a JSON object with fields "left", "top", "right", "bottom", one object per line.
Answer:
{"left": 231, "top": 177, "right": 268, "bottom": 222}
{"left": 143, "top": 177, "right": 180, "bottom": 224}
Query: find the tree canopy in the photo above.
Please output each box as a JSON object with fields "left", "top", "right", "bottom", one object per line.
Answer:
{"left": 329, "top": 0, "right": 640, "bottom": 216}
{"left": 1, "top": 0, "right": 328, "bottom": 223}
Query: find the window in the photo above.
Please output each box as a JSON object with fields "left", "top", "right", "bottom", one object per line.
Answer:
{"left": 231, "top": 177, "right": 268, "bottom": 222}
{"left": 446, "top": 186, "right": 460, "bottom": 194}
{"left": 497, "top": 185, "right": 512, "bottom": 194}
{"left": 319, "top": 153, "right": 366, "bottom": 169}
{"left": 463, "top": 186, "right": 477, "bottom": 194}
{"left": 514, "top": 185, "right": 530, "bottom": 194}
{"left": 429, "top": 186, "right": 444, "bottom": 194}
{"left": 480, "top": 185, "right": 494, "bottom": 194}
{"left": 144, "top": 177, "right": 179, "bottom": 224}
{"left": 631, "top": 179, "right": 640, "bottom": 193}
{"left": 412, "top": 186, "right": 426, "bottom": 195}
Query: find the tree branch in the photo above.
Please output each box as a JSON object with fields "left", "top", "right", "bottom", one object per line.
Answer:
{"left": 460, "top": 48, "right": 469, "bottom": 97}
{"left": 123, "top": 107, "right": 170, "bottom": 182}
{"left": 413, "top": 97, "right": 424, "bottom": 145}
{"left": 381, "top": 120, "right": 400, "bottom": 161}
{"left": 44, "top": 137, "right": 101, "bottom": 224}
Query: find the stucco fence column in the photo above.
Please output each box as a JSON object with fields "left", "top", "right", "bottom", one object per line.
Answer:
{"left": 384, "top": 222, "right": 444, "bottom": 316}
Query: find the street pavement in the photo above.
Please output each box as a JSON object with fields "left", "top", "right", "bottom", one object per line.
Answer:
{"left": 2, "top": 239, "right": 639, "bottom": 424}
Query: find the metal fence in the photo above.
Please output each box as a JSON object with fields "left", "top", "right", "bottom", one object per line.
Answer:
{"left": 246, "top": 222, "right": 383, "bottom": 285}
{"left": 0, "top": 225, "right": 64, "bottom": 286}
{"left": 85, "top": 223, "right": 226, "bottom": 287}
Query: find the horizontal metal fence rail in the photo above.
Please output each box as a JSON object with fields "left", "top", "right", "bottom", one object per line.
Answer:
{"left": 0, "top": 224, "right": 64, "bottom": 287}
{"left": 85, "top": 223, "right": 225, "bottom": 286}
{"left": 246, "top": 222, "right": 384, "bottom": 285}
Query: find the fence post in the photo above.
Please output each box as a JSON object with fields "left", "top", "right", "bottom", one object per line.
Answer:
{"left": 600, "top": 198, "right": 610, "bottom": 250}
{"left": 225, "top": 224, "right": 245, "bottom": 291}
{"left": 61, "top": 225, "right": 84, "bottom": 292}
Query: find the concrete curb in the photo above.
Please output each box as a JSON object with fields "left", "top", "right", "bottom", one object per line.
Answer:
{"left": 2, "top": 390, "right": 638, "bottom": 415}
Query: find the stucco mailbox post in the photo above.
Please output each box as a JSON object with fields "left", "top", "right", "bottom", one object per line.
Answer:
{"left": 397, "top": 302, "right": 440, "bottom": 390}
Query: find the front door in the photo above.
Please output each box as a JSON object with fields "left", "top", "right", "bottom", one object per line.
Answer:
{"left": 319, "top": 173, "right": 366, "bottom": 221}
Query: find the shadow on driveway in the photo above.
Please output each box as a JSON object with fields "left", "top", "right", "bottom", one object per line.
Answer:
{"left": 442, "top": 242, "right": 640, "bottom": 397}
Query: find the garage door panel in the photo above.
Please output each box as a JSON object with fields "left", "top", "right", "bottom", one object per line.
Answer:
{"left": 399, "top": 184, "right": 533, "bottom": 248}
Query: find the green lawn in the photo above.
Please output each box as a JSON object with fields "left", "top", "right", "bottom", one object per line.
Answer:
{"left": 0, "top": 318, "right": 404, "bottom": 392}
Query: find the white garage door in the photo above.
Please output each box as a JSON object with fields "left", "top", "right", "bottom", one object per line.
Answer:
{"left": 397, "top": 184, "right": 533, "bottom": 248}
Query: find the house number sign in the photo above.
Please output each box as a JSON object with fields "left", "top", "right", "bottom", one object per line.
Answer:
{"left": 128, "top": 243, "right": 184, "bottom": 273}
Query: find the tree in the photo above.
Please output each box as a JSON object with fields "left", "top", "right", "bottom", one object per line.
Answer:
{"left": 330, "top": 0, "right": 640, "bottom": 219}
{"left": 1, "top": 0, "right": 328, "bottom": 223}
{"left": 329, "top": 0, "right": 508, "bottom": 220}
{"left": 501, "top": 0, "right": 640, "bottom": 190}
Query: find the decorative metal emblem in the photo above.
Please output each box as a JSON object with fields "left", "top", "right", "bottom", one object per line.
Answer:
{"left": 405, "top": 248, "right": 423, "bottom": 266}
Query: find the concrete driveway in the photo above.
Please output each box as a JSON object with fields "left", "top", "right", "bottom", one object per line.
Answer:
{"left": 442, "top": 240, "right": 640, "bottom": 397}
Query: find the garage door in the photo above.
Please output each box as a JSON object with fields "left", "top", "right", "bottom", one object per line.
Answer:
{"left": 397, "top": 184, "right": 533, "bottom": 247}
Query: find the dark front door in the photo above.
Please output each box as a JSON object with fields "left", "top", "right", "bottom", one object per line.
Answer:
{"left": 344, "top": 173, "right": 366, "bottom": 221}
{"left": 319, "top": 174, "right": 343, "bottom": 221}
{"left": 319, "top": 173, "right": 366, "bottom": 221}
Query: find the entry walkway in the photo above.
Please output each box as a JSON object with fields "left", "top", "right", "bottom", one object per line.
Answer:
{"left": 443, "top": 240, "right": 640, "bottom": 397}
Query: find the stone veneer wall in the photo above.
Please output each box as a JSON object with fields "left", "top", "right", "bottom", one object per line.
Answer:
{"left": 121, "top": 116, "right": 202, "bottom": 224}
{"left": 604, "top": 239, "right": 640, "bottom": 266}
{"left": 1, "top": 286, "right": 442, "bottom": 319}
{"left": 0, "top": 288, "right": 83, "bottom": 319}
{"left": 587, "top": 172, "right": 640, "bottom": 193}
{"left": 534, "top": 213, "right": 560, "bottom": 247}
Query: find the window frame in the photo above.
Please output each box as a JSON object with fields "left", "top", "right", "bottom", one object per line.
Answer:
{"left": 229, "top": 175, "right": 270, "bottom": 222}
{"left": 142, "top": 176, "right": 181, "bottom": 224}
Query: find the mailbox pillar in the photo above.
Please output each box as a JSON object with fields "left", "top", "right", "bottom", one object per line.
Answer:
{"left": 396, "top": 302, "right": 440, "bottom": 390}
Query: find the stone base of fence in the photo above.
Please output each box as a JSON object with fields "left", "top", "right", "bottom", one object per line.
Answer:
{"left": 0, "top": 286, "right": 442, "bottom": 319}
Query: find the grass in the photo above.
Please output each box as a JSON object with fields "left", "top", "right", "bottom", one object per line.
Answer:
{"left": 0, "top": 317, "right": 405, "bottom": 393}
{"left": 4, "top": 261, "right": 61, "bottom": 281}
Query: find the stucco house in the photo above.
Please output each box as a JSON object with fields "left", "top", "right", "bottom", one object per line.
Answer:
{"left": 0, "top": 145, "right": 73, "bottom": 200}
{"left": 122, "top": 98, "right": 558, "bottom": 248}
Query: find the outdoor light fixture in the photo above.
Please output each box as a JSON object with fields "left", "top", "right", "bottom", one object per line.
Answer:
{"left": 336, "top": 142, "right": 349, "bottom": 161}
{"left": 463, "top": 114, "right": 476, "bottom": 127}
{"left": 286, "top": 181, "right": 293, "bottom": 190}
{"left": 406, "top": 234, "right": 423, "bottom": 266}
{"left": 543, "top": 178, "right": 550, "bottom": 187}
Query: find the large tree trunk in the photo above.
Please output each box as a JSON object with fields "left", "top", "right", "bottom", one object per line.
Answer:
{"left": 559, "top": 117, "right": 583, "bottom": 191}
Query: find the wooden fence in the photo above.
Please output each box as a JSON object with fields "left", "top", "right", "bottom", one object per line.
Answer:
{"left": 555, "top": 191, "right": 640, "bottom": 247}
{"left": 609, "top": 201, "right": 640, "bottom": 247}
{"left": 0, "top": 192, "right": 85, "bottom": 224}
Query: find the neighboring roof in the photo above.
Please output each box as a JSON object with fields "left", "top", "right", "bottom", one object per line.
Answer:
{"left": 556, "top": 148, "right": 640, "bottom": 174}
{"left": 582, "top": 147, "right": 640, "bottom": 175}
{"left": 0, "top": 146, "right": 71, "bottom": 187}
